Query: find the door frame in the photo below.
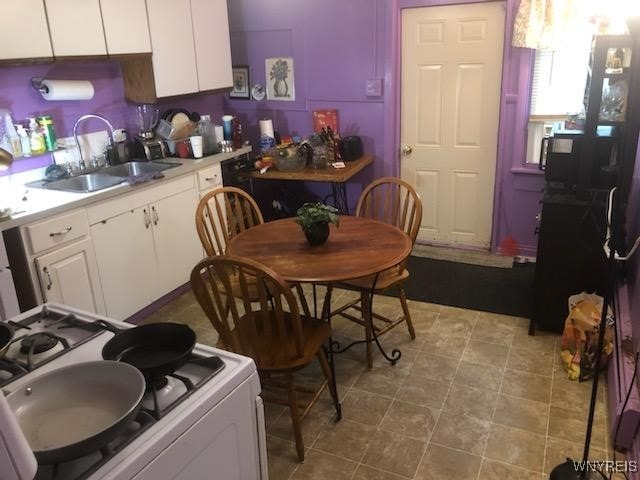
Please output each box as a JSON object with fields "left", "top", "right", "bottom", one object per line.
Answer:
{"left": 385, "top": 0, "right": 520, "bottom": 252}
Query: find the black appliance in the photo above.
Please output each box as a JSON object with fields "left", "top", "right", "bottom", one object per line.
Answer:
{"left": 128, "top": 136, "right": 168, "bottom": 161}
{"left": 539, "top": 133, "right": 616, "bottom": 193}
{"left": 220, "top": 153, "right": 254, "bottom": 191}
{"left": 338, "top": 136, "right": 363, "bottom": 161}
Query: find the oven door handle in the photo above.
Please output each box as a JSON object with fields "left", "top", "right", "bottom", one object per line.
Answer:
{"left": 255, "top": 396, "right": 269, "bottom": 480}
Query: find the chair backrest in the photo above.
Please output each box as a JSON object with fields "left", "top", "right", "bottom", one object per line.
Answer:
{"left": 356, "top": 177, "right": 423, "bottom": 245}
{"left": 190, "top": 255, "right": 305, "bottom": 367}
{"left": 195, "top": 186, "right": 264, "bottom": 256}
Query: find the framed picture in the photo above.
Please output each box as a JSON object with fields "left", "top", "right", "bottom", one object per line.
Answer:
{"left": 230, "top": 66, "right": 250, "bottom": 99}
{"left": 265, "top": 57, "right": 295, "bottom": 101}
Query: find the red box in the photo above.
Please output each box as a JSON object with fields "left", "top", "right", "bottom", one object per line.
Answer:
{"left": 312, "top": 109, "right": 339, "bottom": 133}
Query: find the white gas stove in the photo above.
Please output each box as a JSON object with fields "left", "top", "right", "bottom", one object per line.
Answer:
{"left": 0, "top": 303, "right": 268, "bottom": 480}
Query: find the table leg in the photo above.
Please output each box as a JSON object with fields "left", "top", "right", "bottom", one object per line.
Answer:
{"left": 330, "top": 273, "right": 402, "bottom": 366}
{"left": 331, "top": 182, "right": 349, "bottom": 215}
{"left": 320, "top": 284, "right": 341, "bottom": 420}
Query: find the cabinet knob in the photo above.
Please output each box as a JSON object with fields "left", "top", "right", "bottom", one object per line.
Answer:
{"left": 151, "top": 206, "right": 159, "bottom": 226}
{"left": 49, "top": 226, "right": 72, "bottom": 237}
{"left": 143, "top": 209, "right": 151, "bottom": 229}
{"left": 43, "top": 267, "right": 53, "bottom": 291}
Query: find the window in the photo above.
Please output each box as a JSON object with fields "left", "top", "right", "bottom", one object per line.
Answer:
{"left": 525, "top": 38, "right": 593, "bottom": 164}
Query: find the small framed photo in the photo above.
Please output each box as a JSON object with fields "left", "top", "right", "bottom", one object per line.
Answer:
{"left": 230, "top": 66, "right": 250, "bottom": 99}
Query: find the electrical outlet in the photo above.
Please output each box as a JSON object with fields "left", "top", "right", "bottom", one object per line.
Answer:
{"left": 365, "top": 79, "right": 383, "bottom": 97}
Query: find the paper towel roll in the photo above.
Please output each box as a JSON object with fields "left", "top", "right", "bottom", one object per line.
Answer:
{"left": 259, "top": 119, "right": 274, "bottom": 139}
{"left": 40, "top": 80, "right": 95, "bottom": 101}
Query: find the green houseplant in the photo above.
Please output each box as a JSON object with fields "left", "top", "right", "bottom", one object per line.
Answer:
{"left": 295, "top": 202, "right": 339, "bottom": 246}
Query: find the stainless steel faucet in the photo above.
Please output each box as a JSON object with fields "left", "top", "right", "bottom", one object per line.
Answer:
{"left": 73, "top": 114, "right": 116, "bottom": 171}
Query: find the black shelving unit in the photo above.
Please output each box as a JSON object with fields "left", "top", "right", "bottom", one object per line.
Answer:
{"left": 531, "top": 30, "right": 640, "bottom": 334}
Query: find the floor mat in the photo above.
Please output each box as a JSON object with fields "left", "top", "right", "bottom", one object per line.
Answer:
{"left": 411, "top": 244, "right": 514, "bottom": 268}
{"left": 395, "top": 255, "right": 535, "bottom": 318}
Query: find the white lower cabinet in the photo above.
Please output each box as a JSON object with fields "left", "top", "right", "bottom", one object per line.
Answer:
{"left": 90, "top": 183, "right": 202, "bottom": 320}
{"left": 35, "top": 237, "right": 106, "bottom": 315}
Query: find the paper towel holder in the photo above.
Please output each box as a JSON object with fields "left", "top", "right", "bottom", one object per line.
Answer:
{"left": 30, "top": 77, "right": 94, "bottom": 100}
{"left": 31, "top": 77, "right": 49, "bottom": 94}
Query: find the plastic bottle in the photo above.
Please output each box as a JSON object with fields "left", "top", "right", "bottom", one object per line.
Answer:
{"left": 28, "top": 117, "right": 46, "bottom": 154}
{"left": 198, "top": 115, "right": 217, "bottom": 155}
{"left": 16, "top": 125, "right": 31, "bottom": 157}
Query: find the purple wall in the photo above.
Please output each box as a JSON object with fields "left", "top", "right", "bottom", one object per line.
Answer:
{"left": 224, "top": 0, "right": 389, "bottom": 209}
{"left": 1, "top": 0, "right": 543, "bottom": 255}
{"left": 0, "top": 61, "right": 225, "bottom": 176}
{"left": 225, "top": 0, "right": 543, "bottom": 253}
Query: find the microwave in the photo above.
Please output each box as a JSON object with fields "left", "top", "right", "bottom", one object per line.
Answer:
{"left": 539, "top": 134, "right": 582, "bottom": 192}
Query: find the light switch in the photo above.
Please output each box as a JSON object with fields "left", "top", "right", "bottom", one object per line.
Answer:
{"left": 365, "top": 79, "right": 383, "bottom": 97}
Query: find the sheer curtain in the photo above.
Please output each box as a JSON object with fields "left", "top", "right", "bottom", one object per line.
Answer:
{"left": 512, "top": 0, "right": 591, "bottom": 49}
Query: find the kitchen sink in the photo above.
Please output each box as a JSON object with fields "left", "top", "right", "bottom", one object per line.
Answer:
{"left": 44, "top": 174, "right": 126, "bottom": 193}
{"left": 99, "top": 161, "right": 180, "bottom": 177}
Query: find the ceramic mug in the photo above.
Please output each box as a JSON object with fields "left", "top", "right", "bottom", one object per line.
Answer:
{"left": 176, "top": 139, "right": 191, "bottom": 158}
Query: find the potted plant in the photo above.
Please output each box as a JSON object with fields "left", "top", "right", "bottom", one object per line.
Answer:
{"left": 295, "top": 202, "right": 339, "bottom": 246}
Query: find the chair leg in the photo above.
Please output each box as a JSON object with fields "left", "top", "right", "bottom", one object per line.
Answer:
{"left": 398, "top": 284, "right": 416, "bottom": 340}
{"left": 361, "top": 290, "right": 373, "bottom": 369}
{"left": 317, "top": 349, "right": 341, "bottom": 419}
{"left": 287, "top": 373, "right": 305, "bottom": 462}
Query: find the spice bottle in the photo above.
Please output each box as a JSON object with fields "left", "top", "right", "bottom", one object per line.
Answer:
{"left": 28, "top": 117, "right": 46, "bottom": 154}
{"left": 16, "top": 125, "right": 31, "bottom": 157}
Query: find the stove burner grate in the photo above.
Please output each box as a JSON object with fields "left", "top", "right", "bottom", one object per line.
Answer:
{"left": 20, "top": 333, "right": 60, "bottom": 354}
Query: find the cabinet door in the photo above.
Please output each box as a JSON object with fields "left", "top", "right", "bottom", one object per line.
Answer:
{"left": 45, "top": 0, "right": 107, "bottom": 56}
{"left": 146, "top": 0, "right": 199, "bottom": 97}
{"left": 0, "top": 1, "right": 53, "bottom": 60}
{"left": 151, "top": 189, "right": 202, "bottom": 298}
{"left": 35, "top": 237, "right": 106, "bottom": 315}
{"left": 91, "top": 207, "right": 157, "bottom": 320}
{"left": 191, "top": 0, "right": 233, "bottom": 91}
{"left": 100, "top": 0, "right": 151, "bottom": 54}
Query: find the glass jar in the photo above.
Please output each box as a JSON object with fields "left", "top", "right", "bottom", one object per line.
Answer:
{"left": 312, "top": 145, "right": 328, "bottom": 169}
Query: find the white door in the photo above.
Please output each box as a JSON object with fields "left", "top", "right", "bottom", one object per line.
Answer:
{"left": 401, "top": 2, "right": 505, "bottom": 248}
{"left": 191, "top": 0, "right": 233, "bottom": 91}
{"left": 34, "top": 238, "right": 106, "bottom": 315}
{"left": 100, "top": 0, "right": 151, "bottom": 54}
{"left": 91, "top": 207, "right": 157, "bottom": 320}
{"left": 45, "top": 0, "right": 107, "bottom": 56}
{"left": 146, "top": 0, "right": 199, "bottom": 97}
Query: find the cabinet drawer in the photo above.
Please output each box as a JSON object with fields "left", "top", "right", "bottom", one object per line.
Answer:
{"left": 24, "top": 210, "right": 89, "bottom": 255}
{"left": 196, "top": 164, "right": 222, "bottom": 191}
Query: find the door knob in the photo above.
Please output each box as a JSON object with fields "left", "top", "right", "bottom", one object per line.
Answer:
{"left": 401, "top": 145, "right": 413, "bottom": 155}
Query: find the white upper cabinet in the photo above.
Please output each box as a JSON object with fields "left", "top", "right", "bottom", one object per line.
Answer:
{"left": 191, "top": 0, "right": 233, "bottom": 91}
{"left": 100, "top": 0, "right": 151, "bottom": 54}
{"left": 0, "top": 0, "right": 53, "bottom": 60}
{"left": 146, "top": 0, "right": 199, "bottom": 97}
{"left": 45, "top": 0, "right": 107, "bottom": 56}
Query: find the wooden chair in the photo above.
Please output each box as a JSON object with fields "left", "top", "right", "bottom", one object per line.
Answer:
{"left": 194, "top": 186, "right": 312, "bottom": 319}
{"left": 195, "top": 186, "right": 264, "bottom": 257}
{"left": 332, "top": 177, "right": 423, "bottom": 368}
{"left": 191, "top": 255, "right": 340, "bottom": 462}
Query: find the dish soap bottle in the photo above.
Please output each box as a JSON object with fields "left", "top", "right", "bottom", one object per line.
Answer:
{"left": 28, "top": 117, "right": 45, "bottom": 154}
{"left": 16, "top": 125, "right": 31, "bottom": 157}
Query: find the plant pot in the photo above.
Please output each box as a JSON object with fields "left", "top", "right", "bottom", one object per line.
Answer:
{"left": 303, "top": 222, "right": 330, "bottom": 246}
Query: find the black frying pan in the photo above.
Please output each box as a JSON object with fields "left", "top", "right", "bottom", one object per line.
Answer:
{"left": 0, "top": 322, "right": 14, "bottom": 359}
{"left": 99, "top": 322, "right": 196, "bottom": 380}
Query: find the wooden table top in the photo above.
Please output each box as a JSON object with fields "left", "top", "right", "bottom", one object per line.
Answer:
{"left": 226, "top": 216, "right": 412, "bottom": 283}
{"left": 250, "top": 154, "right": 373, "bottom": 183}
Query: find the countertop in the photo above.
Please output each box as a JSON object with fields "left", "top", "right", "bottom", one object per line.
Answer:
{"left": 0, "top": 146, "right": 252, "bottom": 233}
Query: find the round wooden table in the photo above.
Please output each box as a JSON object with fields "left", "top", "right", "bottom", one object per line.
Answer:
{"left": 226, "top": 216, "right": 412, "bottom": 283}
{"left": 227, "top": 216, "right": 412, "bottom": 367}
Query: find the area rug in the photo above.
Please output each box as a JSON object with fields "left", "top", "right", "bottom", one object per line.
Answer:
{"left": 397, "top": 255, "right": 535, "bottom": 318}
